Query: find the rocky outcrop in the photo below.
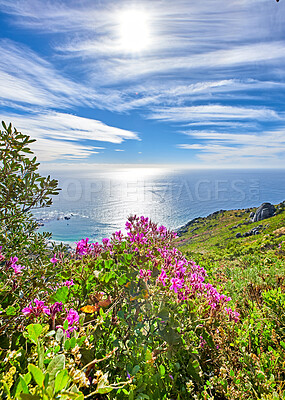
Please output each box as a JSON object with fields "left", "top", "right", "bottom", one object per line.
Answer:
{"left": 251, "top": 203, "right": 276, "bottom": 222}
{"left": 236, "top": 225, "right": 264, "bottom": 239}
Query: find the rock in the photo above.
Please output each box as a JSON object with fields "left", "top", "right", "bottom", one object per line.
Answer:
{"left": 236, "top": 232, "right": 242, "bottom": 238}
{"left": 252, "top": 203, "right": 276, "bottom": 222}
{"left": 64, "top": 216, "right": 71, "bottom": 220}
{"left": 249, "top": 212, "right": 255, "bottom": 219}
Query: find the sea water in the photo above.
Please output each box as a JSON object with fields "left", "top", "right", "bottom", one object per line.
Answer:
{"left": 34, "top": 168, "right": 285, "bottom": 245}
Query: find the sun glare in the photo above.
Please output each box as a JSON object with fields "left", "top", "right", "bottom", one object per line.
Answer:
{"left": 118, "top": 9, "right": 150, "bottom": 52}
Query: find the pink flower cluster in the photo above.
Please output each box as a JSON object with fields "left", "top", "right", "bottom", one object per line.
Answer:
{"left": 22, "top": 299, "right": 50, "bottom": 317}
{"left": 8, "top": 256, "right": 25, "bottom": 275}
{"left": 55, "top": 279, "right": 74, "bottom": 289}
{"left": 139, "top": 269, "right": 152, "bottom": 282}
{"left": 67, "top": 215, "right": 239, "bottom": 323}
{"left": 57, "top": 308, "right": 79, "bottom": 337}
{"left": 122, "top": 216, "right": 239, "bottom": 322}
{"left": 75, "top": 238, "right": 104, "bottom": 257}
{"left": 22, "top": 299, "right": 80, "bottom": 336}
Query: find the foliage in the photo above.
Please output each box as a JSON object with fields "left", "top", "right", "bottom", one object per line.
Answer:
{"left": 0, "top": 215, "right": 244, "bottom": 400}
{"left": 1, "top": 127, "right": 285, "bottom": 398}
{"left": 0, "top": 121, "right": 60, "bottom": 255}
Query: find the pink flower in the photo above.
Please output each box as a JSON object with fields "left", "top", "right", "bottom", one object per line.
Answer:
{"left": 65, "top": 308, "right": 79, "bottom": 337}
{"left": 50, "top": 254, "right": 59, "bottom": 264}
{"left": 139, "top": 269, "right": 152, "bottom": 281}
{"left": 49, "top": 302, "right": 63, "bottom": 319}
{"left": 76, "top": 238, "right": 90, "bottom": 255}
{"left": 157, "top": 270, "right": 168, "bottom": 286}
{"left": 66, "top": 308, "right": 79, "bottom": 325}
{"left": 57, "top": 308, "right": 79, "bottom": 338}
{"left": 8, "top": 256, "right": 25, "bottom": 275}
{"left": 170, "top": 278, "right": 183, "bottom": 293}
{"left": 224, "top": 307, "right": 240, "bottom": 323}
{"left": 22, "top": 299, "right": 50, "bottom": 318}
{"left": 11, "top": 264, "right": 25, "bottom": 275}
{"left": 10, "top": 256, "right": 18, "bottom": 264}
{"left": 102, "top": 238, "right": 111, "bottom": 247}
{"left": 62, "top": 279, "right": 74, "bottom": 287}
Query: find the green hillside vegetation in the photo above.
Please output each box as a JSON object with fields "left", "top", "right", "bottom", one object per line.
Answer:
{"left": 176, "top": 203, "right": 285, "bottom": 304}
{"left": 175, "top": 204, "right": 285, "bottom": 398}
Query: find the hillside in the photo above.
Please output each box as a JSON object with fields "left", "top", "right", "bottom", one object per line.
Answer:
{"left": 176, "top": 200, "right": 285, "bottom": 304}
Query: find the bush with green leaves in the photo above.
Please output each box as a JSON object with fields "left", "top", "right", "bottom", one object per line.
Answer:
{"left": 0, "top": 121, "right": 60, "bottom": 256}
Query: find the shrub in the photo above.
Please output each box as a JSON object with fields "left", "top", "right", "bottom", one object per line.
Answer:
{"left": 0, "top": 122, "right": 60, "bottom": 257}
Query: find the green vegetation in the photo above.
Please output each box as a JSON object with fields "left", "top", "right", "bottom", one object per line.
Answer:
{"left": 0, "top": 121, "right": 60, "bottom": 257}
{"left": 176, "top": 204, "right": 285, "bottom": 398}
{"left": 0, "top": 124, "right": 285, "bottom": 399}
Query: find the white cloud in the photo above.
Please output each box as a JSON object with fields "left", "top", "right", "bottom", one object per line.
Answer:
{"left": 2, "top": 111, "right": 139, "bottom": 161}
{"left": 0, "top": 39, "right": 126, "bottom": 111}
{"left": 177, "top": 128, "right": 285, "bottom": 166}
{"left": 1, "top": 0, "right": 285, "bottom": 168}
{"left": 149, "top": 105, "right": 279, "bottom": 123}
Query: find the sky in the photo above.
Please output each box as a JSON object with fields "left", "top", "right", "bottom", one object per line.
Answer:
{"left": 1, "top": 0, "right": 285, "bottom": 170}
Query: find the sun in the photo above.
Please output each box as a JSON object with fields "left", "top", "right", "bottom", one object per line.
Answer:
{"left": 118, "top": 9, "right": 150, "bottom": 52}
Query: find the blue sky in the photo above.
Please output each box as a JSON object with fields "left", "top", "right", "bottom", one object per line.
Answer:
{"left": 1, "top": 0, "right": 285, "bottom": 169}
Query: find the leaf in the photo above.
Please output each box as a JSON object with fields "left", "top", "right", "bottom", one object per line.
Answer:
{"left": 96, "top": 372, "right": 113, "bottom": 394}
{"left": 118, "top": 275, "right": 127, "bottom": 285}
{"left": 44, "top": 373, "right": 49, "bottom": 389}
{"left": 6, "top": 305, "right": 17, "bottom": 315}
{"left": 96, "top": 386, "right": 114, "bottom": 394}
{"left": 15, "top": 375, "right": 30, "bottom": 396}
{"left": 38, "top": 342, "right": 44, "bottom": 370}
{"left": 54, "top": 369, "right": 69, "bottom": 393}
{"left": 157, "top": 308, "right": 170, "bottom": 321}
{"left": 28, "top": 364, "right": 44, "bottom": 386}
{"left": 132, "top": 365, "right": 140, "bottom": 375}
{"left": 51, "top": 286, "right": 69, "bottom": 304}
{"left": 26, "top": 324, "right": 43, "bottom": 344}
{"left": 60, "top": 393, "right": 84, "bottom": 400}
{"left": 159, "top": 364, "right": 165, "bottom": 377}
{"left": 55, "top": 328, "right": 64, "bottom": 342}
{"left": 70, "top": 337, "right": 76, "bottom": 348}
{"left": 23, "top": 373, "right": 32, "bottom": 385}
{"left": 160, "top": 327, "right": 181, "bottom": 345}
{"left": 64, "top": 339, "right": 71, "bottom": 350}
{"left": 63, "top": 319, "right": 69, "bottom": 331}
{"left": 46, "top": 354, "right": 65, "bottom": 382}
{"left": 0, "top": 334, "right": 9, "bottom": 349}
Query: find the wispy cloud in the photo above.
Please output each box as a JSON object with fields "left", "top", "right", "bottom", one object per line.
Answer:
{"left": 0, "top": 39, "right": 128, "bottom": 111}
{"left": 149, "top": 105, "right": 280, "bottom": 123}
{"left": 2, "top": 111, "right": 139, "bottom": 161}
{"left": 1, "top": 0, "right": 285, "bottom": 167}
{"left": 177, "top": 128, "right": 285, "bottom": 166}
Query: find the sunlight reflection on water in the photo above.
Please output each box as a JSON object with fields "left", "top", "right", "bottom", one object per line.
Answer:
{"left": 35, "top": 168, "right": 285, "bottom": 245}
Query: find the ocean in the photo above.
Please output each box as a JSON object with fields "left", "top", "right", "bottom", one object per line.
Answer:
{"left": 35, "top": 168, "right": 285, "bottom": 245}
